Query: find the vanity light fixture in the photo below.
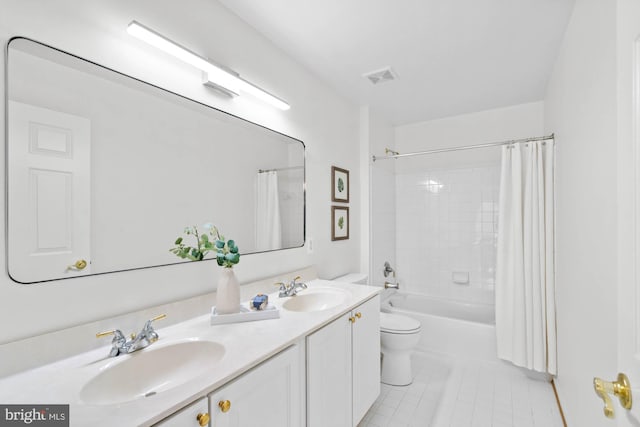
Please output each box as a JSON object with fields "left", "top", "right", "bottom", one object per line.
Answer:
{"left": 126, "top": 21, "right": 290, "bottom": 110}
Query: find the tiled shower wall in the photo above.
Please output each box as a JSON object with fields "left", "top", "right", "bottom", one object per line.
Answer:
{"left": 395, "top": 163, "right": 500, "bottom": 305}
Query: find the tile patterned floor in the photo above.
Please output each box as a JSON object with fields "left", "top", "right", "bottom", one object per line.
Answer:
{"left": 358, "top": 352, "right": 564, "bottom": 427}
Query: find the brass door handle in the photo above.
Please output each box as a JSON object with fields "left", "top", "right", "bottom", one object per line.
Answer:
{"left": 66, "top": 259, "right": 88, "bottom": 271}
{"left": 593, "top": 373, "right": 632, "bottom": 418}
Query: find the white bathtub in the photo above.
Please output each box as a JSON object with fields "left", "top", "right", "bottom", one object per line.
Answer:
{"left": 381, "top": 291, "right": 497, "bottom": 361}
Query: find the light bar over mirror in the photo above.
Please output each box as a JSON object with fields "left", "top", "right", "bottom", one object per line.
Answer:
{"left": 127, "top": 21, "right": 291, "bottom": 110}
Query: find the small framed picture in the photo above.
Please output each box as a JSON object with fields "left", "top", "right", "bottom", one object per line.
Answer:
{"left": 331, "top": 166, "right": 349, "bottom": 203}
{"left": 331, "top": 206, "right": 349, "bottom": 241}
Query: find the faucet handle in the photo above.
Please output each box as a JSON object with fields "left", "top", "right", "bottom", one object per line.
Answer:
{"left": 96, "top": 329, "right": 126, "bottom": 357}
{"left": 274, "top": 281, "right": 287, "bottom": 290}
{"left": 143, "top": 314, "right": 166, "bottom": 342}
{"left": 150, "top": 314, "right": 167, "bottom": 323}
{"left": 291, "top": 276, "right": 307, "bottom": 289}
{"left": 96, "top": 329, "right": 124, "bottom": 339}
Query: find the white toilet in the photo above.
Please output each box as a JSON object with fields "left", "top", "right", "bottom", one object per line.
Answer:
{"left": 334, "top": 273, "right": 422, "bottom": 386}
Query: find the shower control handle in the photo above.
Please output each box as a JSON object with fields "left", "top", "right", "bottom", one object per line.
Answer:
{"left": 383, "top": 261, "right": 395, "bottom": 278}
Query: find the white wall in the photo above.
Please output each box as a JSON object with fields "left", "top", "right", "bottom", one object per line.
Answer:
{"left": 363, "top": 107, "right": 396, "bottom": 286}
{"left": 393, "top": 102, "right": 544, "bottom": 302}
{"left": 395, "top": 102, "right": 545, "bottom": 171}
{"left": 543, "top": 0, "right": 618, "bottom": 424}
{"left": 0, "top": 0, "right": 361, "bottom": 343}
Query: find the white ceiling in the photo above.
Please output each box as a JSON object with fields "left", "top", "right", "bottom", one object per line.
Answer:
{"left": 218, "top": 0, "right": 575, "bottom": 125}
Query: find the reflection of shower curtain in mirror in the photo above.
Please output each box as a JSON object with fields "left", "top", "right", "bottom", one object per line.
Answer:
{"left": 256, "top": 171, "right": 282, "bottom": 251}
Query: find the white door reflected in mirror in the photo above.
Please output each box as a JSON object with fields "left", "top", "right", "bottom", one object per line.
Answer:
{"left": 8, "top": 101, "right": 91, "bottom": 283}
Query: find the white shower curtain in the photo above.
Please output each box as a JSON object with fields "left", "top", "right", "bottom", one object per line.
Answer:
{"left": 495, "top": 139, "right": 556, "bottom": 375}
{"left": 255, "top": 171, "right": 282, "bottom": 251}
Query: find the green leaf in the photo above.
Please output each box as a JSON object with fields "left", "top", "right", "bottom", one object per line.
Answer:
{"left": 215, "top": 240, "right": 225, "bottom": 249}
{"left": 229, "top": 246, "right": 238, "bottom": 254}
{"left": 174, "top": 237, "right": 183, "bottom": 245}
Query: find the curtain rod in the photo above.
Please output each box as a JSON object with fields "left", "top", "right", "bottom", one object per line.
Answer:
{"left": 258, "top": 166, "right": 304, "bottom": 173}
{"left": 372, "top": 133, "right": 554, "bottom": 162}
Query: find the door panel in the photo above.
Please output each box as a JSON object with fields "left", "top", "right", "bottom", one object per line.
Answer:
{"left": 307, "top": 312, "right": 353, "bottom": 427}
{"left": 352, "top": 296, "right": 380, "bottom": 425}
{"left": 209, "top": 345, "right": 303, "bottom": 427}
{"left": 616, "top": 0, "right": 640, "bottom": 425}
{"left": 8, "top": 101, "right": 91, "bottom": 282}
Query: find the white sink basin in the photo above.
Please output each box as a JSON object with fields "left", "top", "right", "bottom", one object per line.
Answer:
{"left": 80, "top": 340, "right": 225, "bottom": 405}
{"left": 283, "top": 288, "right": 350, "bottom": 312}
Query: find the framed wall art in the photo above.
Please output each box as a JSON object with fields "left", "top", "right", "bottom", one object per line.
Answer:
{"left": 331, "top": 166, "right": 349, "bottom": 203}
{"left": 331, "top": 206, "right": 349, "bottom": 241}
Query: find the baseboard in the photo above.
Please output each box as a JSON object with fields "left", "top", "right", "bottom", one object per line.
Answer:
{"left": 551, "top": 379, "right": 568, "bottom": 427}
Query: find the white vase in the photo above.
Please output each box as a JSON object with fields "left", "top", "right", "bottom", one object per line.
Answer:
{"left": 216, "top": 268, "right": 240, "bottom": 314}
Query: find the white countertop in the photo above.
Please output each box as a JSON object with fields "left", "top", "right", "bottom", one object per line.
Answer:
{"left": 0, "top": 280, "right": 381, "bottom": 426}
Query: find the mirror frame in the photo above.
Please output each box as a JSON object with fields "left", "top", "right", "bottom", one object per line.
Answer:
{"left": 5, "top": 36, "right": 306, "bottom": 284}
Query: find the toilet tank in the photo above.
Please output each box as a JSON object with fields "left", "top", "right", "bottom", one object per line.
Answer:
{"left": 333, "top": 273, "right": 368, "bottom": 285}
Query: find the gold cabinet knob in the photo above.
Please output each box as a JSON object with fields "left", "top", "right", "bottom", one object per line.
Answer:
{"left": 349, "top": 316, "right": 356, "bottom": 323}
{"left": 218, "top": 399, "right": 231, "bottom": 413}
{"left": 67, "top": 259, "right": 87, "bottom": 271}
{"left": 355, "top": 312, "right": 362, "bottom": 319}
{"left": 196, "top": 412, "right": 210, "bottom": 426}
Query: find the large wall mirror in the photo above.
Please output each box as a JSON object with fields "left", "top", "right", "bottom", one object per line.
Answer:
{"left": 6, "top": 38, "right": 305, "bottom": 284}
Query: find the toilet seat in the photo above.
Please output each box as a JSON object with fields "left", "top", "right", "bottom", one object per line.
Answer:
{"left": 380, "top": 312, "right": 421, "bottom": 334}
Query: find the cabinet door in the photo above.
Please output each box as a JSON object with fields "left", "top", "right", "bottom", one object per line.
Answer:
{"left": 209, "top": 344, "right": 303, "bottom": 427}
{"left": 154, "top": 397, "right": 210, "bottom": 427}
{"left": 306, "top": 312, "right": 353, "bottom": 427}
{"left": 352, "top": 295, "right": 381, "bottom": 426}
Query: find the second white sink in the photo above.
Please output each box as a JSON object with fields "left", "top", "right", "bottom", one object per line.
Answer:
{"left": 283, "top": 288, "right": 350, "bottom": 312}
{"left": 80, "top": 339, "right": 225, "bottom": 405}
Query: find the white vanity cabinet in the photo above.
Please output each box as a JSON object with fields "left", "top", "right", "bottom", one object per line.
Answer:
{"left": 306, "top": 295, "right": 381, "bottom": 427}
{"left": 208, "top": 343, "right": 304, "bottom": 427}
{"left": 153, "top": 397, "right": 210, "bottom": 427}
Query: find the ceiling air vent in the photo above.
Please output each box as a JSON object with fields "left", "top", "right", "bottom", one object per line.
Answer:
{"left": 363, "top": 67, "right": 398, "bottom": 85}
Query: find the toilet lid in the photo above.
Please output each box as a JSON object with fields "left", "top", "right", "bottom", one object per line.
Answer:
{"left": 380, "top": 312, "right": 421, "bottom": 334}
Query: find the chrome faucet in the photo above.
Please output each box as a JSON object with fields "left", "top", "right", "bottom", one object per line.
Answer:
{"left": 97, "top": 314, "right": 166, "bottom": 357}
{"left": 276, "top": 276, "right": 308, "bottom": 297}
